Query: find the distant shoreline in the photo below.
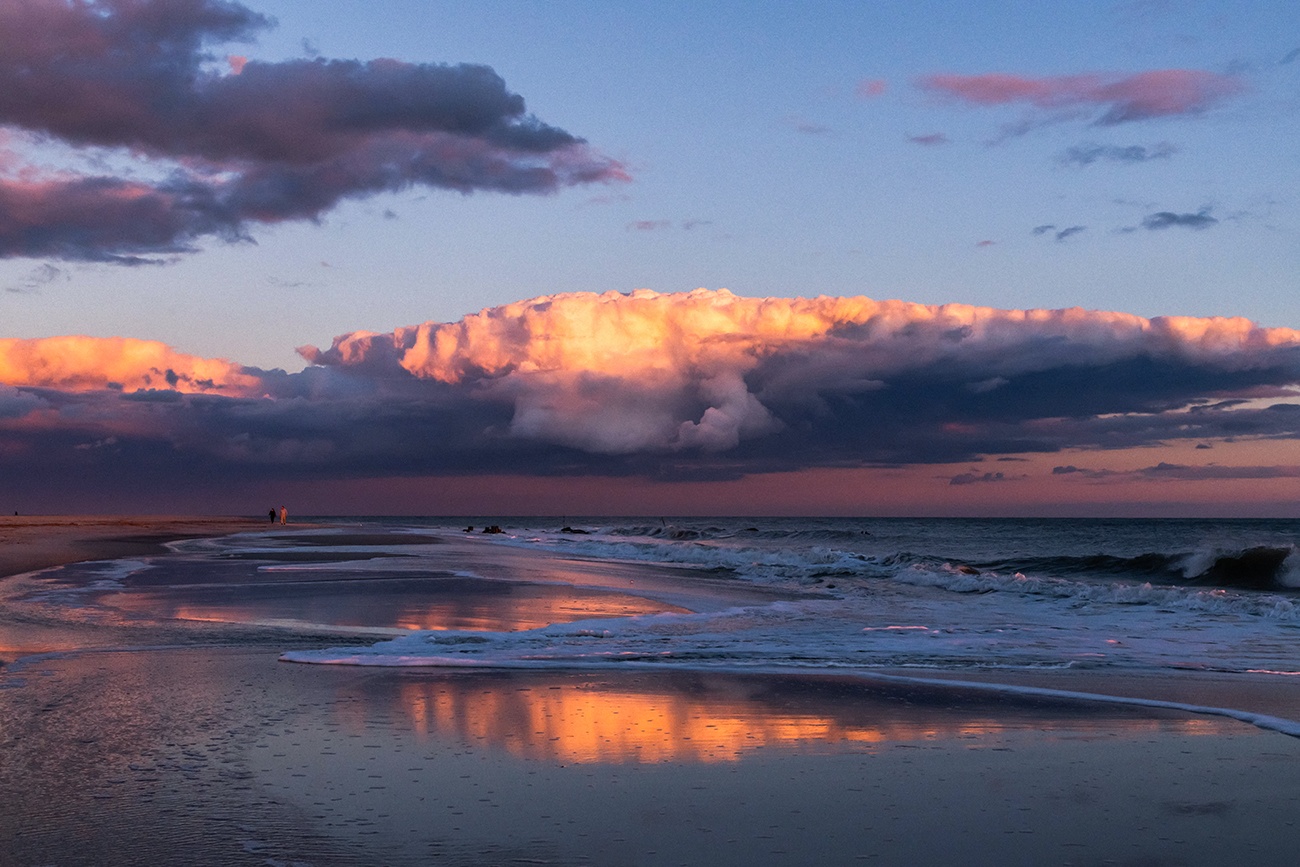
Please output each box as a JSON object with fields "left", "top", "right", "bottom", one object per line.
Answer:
{"left": 0, "top": 515, "right": 289, "bottom": 581}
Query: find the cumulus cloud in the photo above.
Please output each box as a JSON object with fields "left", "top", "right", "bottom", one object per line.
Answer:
{"left": 0, "top": 336, "right": 259, "bottom": 394}
{"left": 6, "top": 290, "right": 1300, "bottom": 488}
{"left": 918, "top": 69, "right": 1244, "bottom": 126}
{"left": 0, "top": 0, "right": 625, "bottom": 262}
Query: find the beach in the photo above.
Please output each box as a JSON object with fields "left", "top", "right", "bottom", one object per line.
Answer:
{"left": 3, "top": 517, "right": 1300, "bottom": 865}
{"left": 0, "top": 516, "right": 273, "bottom": 596}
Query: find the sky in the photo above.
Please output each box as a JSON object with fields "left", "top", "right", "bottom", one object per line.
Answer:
{"left": 2, "top": 0, "right": 1300, "bottom": 516}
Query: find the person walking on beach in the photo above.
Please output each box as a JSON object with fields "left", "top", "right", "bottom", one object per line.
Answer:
{"left": 279, "top": 506, "right": 288, "bottom": 525}
{"left": 268, "top": 508, "right": 276, "bottom": 523}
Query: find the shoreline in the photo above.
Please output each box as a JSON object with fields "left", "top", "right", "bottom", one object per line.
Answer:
{"left": 5, "top": 646, "right": 1299, "bottom": 866}
{"left": 4, "top": 520, "right": 1300, "bottom": 863}
{"left": 6, "top": 517, "right": 1300, "bottom": 724}
{"left": 0, "top": 515, "right": 304, "bottom": 581}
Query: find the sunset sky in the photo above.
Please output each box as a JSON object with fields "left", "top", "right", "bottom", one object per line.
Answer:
{"left": 3, "top": 0, "right": 1300, "bottom": 516}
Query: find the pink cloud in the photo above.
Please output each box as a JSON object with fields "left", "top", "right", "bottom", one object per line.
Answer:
{"left": 0, "top": 0, "right": 626, "bottom": 262}
{"left": 917, "top": 69, "right": 1244, "bottom": 124}
{"left": 855, "top": 79, "right": 887, "bottom": 99}
{"left": 627, "top": 220, "right": 671, "bottom": 231}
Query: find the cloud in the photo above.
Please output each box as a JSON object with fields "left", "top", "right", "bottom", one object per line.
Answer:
{"left": 907, "top": 133, "right": 949, "bottom": 146}
{"left": 1032, "top": 224, "right": 1086, "bottom": 241}
{"left": 5, "top": 263, "right": 69, "bottom": 294}
{"left": 786, "top": 116, "right": 834, "bottom": 136}
{"left": 856, "top": 79, "right": 888, "bottom": 99}
{"left": 628, "top": 220, "right": 713, "bottom": 232}
{"left": 0, "top": 0, "right": 625, "bottom": 262}
{"left": 7, "top": 290, "right": 1300, "bottom": 489}
{"left": 918, "top": 69, "right": 1244, "bottom": 125}
{"left": 1058, "top": 142, "right": 1177, "bottom": 166}
{"left": 1054, "top": 462, "right": 1300, "bottom": 482}
{"left": 0, "top": 336, "right": 259, "bottom": 394}
{"left": 948, "top": 470, "right": 1019, "bottom": 486}
{"left": 1140, "top": 209, "right": 1218, "bottom": 230}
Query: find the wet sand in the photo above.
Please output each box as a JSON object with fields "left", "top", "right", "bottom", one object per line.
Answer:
{"left": 4, "top": 648, "right": 1300, "bottom": 866}
{"left": 0, "top": 515, "right": 278, "bottom": 581}
{"left": 3, "top": 520, "right": 1300, "bottom": 865}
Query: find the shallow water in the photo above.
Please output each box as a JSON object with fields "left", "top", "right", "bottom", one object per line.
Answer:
{"left": 5, "top": 519, "right": 1300, "bottom": 864}
{"left": 7, "top": 649, "right": 1298, "bottom": 867}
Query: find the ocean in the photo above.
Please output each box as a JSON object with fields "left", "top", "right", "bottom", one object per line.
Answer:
{"left": 7, "top": 516, "right": 1300, "bottom": 865}
{"left": 24, "top": 516, "right": 1300, "bottom": 685}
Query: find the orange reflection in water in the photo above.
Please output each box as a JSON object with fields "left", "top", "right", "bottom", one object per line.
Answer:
{"left": 107, "top": 584, "right": 686, "bottom": 633}
{"left": 381, "top": 673, "right": 1234, "bottom": 765}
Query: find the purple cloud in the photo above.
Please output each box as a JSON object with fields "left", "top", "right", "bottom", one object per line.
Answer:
{"left": 0, "top": 0, "right": 626, "bottom": 262}
{"left": 1141, "top": 209, "right": 1218, "bottom": 230}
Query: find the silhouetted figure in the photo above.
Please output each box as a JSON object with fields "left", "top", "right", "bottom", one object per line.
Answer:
{"left": 269, "top": 508, "right": 277, "bottom": 523}
{"left": 279, "top": 506, "right": 288, "bottom": 525}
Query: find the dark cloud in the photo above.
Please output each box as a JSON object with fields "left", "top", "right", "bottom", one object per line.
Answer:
{"left": 0, "top": 0, "right": 625, "bottom": 262}
{"left": 908, "top": 133, "right": 949, "bottom": 146}
{"left": 948, "top": 470, "right": 1014, "bottom": 486}
{"left": 1058, "top": 142, "right": 1176, "bottom": 166}
{"left": 1281, "top": 48, "right": 1300, "bottom": 65}
{"left": 6, "top": 263, "right": 70, "bottom": 294}
{"left": 1031, "top": 224, "right": 1085, "bottom": 241}
{"left": 1141, "top": 209, "right": 1218, "bottom": 230}
{"left": 1053, "top": 462, "right": 1300, "bottom": 482}
{"left": 7, "top": 291, "right": 1300, "bottom": 492}
{"left": 787, "top": 117, "right": 834, "bottom": 136}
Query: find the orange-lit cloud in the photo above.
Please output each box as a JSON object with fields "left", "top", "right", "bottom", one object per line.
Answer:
{"left": 6, "top": 289, "right": 1300, "bottom": 511}
{"left": 0, "top": 336, "right": 259, "bottom": 394}
{"left": 301, "top": 288, "right": 1300, "bottom": 457}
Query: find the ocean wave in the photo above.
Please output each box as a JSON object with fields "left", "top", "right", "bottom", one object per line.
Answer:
{"left": 974, "top": 545, "right": 1300, "bottom": 591}
{"left": 513, "top": 529, "right": 1300, "bottom": 621}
